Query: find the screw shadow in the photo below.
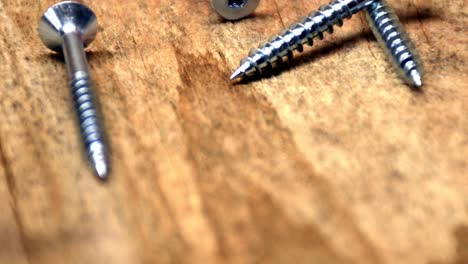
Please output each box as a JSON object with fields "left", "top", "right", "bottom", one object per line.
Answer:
{"left": 428, "top": 225, "right": 468, "bottom": 264}
{"left": 212, "top": 11, "right": 271, "bottom": 24}
{"left": 36, "top": 50, "right": 115, "bottom": 67}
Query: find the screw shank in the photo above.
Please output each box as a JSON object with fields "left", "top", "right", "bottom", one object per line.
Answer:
{"left": 62, "top": 32, "right": 110, "bottom": 179}
{"left": 62, "top": 32, "right": 90, "bottom": 78}
{"left": 364, "top": 0, "right": 423, "bottom": 87}
{"left": 235, "top": 0, "right": 374, "bottom": 78}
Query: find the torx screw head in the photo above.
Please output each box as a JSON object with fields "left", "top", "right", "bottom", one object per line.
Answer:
{"left": 212, "top": 0, "right": 260, "bottom": 21}
{"left": 39, "top": 1, "right": 98, "bottom": 52}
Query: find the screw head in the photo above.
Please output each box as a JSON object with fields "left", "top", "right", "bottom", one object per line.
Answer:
{"left": 212, "top": 0, "right": 260, "bottom": 20}
{"left": 39, "top": 1, "right": 99, "bottom": 52}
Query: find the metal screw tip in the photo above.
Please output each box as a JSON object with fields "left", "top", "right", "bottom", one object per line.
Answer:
{"left": 409, "top": 69, "right": 423, "bottom": 88}
{"left": 231, "top": 60, "right": 253, "bottom": 80}
{"left": 92, "top": 157, "right": 109, "bottom": 180}
{"left": 230, "top": 68, "right": 244, "bottom": 80}
{"left": 89, "top": 142, "right": 110, "bottom": 180}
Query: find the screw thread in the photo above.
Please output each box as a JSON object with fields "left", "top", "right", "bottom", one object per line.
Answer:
{"left": 231, "top": 0, "right": 374, "bottom": 80}
{"left": 70, "top": 71, "right": 109, "bottom": 179}
{"left": 365, "top": 0, "right": 423, "bottom": 87}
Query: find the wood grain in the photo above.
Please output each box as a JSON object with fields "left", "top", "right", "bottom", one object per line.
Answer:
{"left": 0, "top": 0, "right": 467, "bottom": 263}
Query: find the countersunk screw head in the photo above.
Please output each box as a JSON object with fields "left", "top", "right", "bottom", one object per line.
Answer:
{"left": 212, "top": 0, "right": 260, "bottom": 21}
{"left": 39, "top": 1, "right": 98, "bottom": 52}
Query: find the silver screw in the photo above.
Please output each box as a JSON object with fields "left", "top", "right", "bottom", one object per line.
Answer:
{"left": 365, "top": 0, "right": 424, "bottom": 87}
{"left": 212, "top": 0, "right": 260, "bottom": 21}
{"left": 230, "top": 0, "right": 374, "bottom": 81}
{"left": 39, "top": 1, "right": 110, "bottom": 180}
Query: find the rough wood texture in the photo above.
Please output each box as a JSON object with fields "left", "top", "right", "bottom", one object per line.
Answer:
{"left": 0, "top": 0, "right": 467, "bottom": 263}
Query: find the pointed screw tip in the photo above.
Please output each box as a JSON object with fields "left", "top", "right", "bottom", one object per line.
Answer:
{"left": 413, "top": 79, "right": 423, "bottom": 88}
{"left": 94, "top": 160, "right": 109, "bottom": 181}
{"left": 230, "top": 69, "right": 244, "bottom": 81}
{"left": 409, "top": 70, "right": 423, "bottom": 88}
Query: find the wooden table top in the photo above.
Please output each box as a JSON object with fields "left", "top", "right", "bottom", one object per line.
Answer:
{"left": 0, "top": 0, "right": 467, "bottom": 263}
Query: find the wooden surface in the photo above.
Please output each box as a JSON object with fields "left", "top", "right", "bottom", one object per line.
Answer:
{"left": 0, "top": 0, "right": 467, "bottom": 263}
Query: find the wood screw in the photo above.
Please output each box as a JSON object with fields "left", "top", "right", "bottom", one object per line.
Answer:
{"left": 39, "top": 1, "right": 110, "bottom": 180}
{"left": 230, "top": 0, "right": 375, "bottom": 81}
{"left": 365, "top": 0, "right": 424, "bottom": 87}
